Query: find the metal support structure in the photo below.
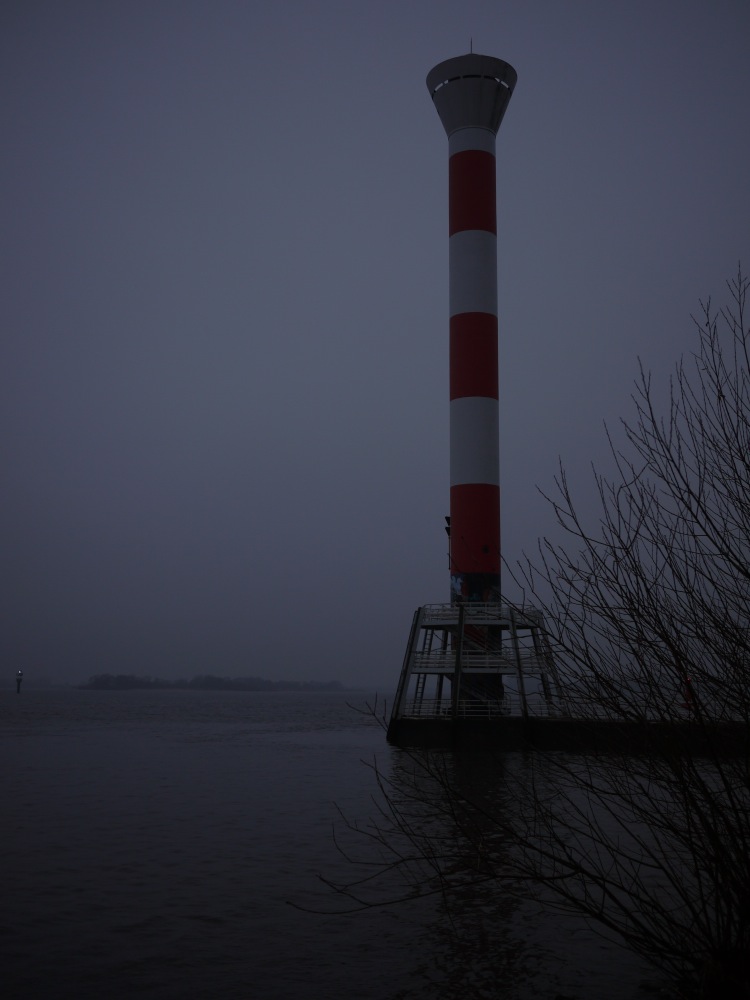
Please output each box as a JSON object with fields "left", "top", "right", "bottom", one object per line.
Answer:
{"left": 531, "top": 622, "right": 571, "bottom": 717}
{"left": 392, "top": 607, "right": 424, "bottom": 720}
{"left": 508, "top": 605, "right": 530, "bottom": 721}
{"left": 451, "top": 603, "right": 466, "bottom": 717}
{"left": 389, "top": 603, "right": 566, "bottom": 731}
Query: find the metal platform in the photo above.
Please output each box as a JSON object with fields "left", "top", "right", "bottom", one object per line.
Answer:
{"left": 386, "top": 603, "right": 749, "bottom": 755}
{"left": 387, "top": 602, "right": 570, "bottom": 742}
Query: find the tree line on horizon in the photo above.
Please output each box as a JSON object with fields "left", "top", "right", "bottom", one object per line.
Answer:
{"left": 78, "top": 673, "right": 344, "bottom": 692}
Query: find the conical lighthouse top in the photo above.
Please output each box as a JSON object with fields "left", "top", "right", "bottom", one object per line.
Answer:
{"left": 426, "top": 54, "right": 517, "bottom": 137}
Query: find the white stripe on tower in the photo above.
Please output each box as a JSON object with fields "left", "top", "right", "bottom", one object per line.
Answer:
{"left": 427, "top": 54, "right": 516, "bottom": 602}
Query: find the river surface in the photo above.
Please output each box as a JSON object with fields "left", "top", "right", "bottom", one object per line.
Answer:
{"left": 1, "top": 688, "right": 665, "bottom": 998}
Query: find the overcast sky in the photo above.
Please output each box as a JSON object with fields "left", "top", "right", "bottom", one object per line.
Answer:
{"left": 2, "top": 0, "right": 748, "bottom": 688}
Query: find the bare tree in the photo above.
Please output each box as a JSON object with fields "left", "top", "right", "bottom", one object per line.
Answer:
{"left": 510, "top": 268, "right": 750, "bottom": 996}
{"left": 331, "top": 270, "right": 750, "bottom": 998}
{"left": 531, "top": 265, "right": 750, "bottom": 731}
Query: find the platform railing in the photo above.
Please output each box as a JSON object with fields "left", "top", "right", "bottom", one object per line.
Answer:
{"left": 420, "top": 602, "right": 545, "bottom": 626}
{"left": 402, "top": 691, "right": 563, "bottom": 719}
{"left": 403, "top": 698, "right": 508, "bottom": 718}
{"left": 413, "top": 650, "right": 548, "bottom": 672}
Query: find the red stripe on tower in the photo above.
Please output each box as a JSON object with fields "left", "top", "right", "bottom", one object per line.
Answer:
{"left": 427, "top": 54, "right": 516, "bottom": 602}
{"left": 450, "top": 313, "right": 498, "bottom": 399}
{"left": 449, "top": 150, "right": 496, "bottom": 236}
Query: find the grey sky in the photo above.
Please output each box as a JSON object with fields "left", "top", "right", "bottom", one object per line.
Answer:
{"left": 2, "top": 0, "right": 748, "bottom": 687}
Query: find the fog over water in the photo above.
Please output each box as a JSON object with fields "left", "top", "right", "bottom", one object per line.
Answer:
{"left": 2, "top": 1, "right": 749, "bottom": 689}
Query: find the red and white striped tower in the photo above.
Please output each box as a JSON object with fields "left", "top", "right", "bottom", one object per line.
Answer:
{"left": 426, "top": 53, "right": 517, "bottom": 603}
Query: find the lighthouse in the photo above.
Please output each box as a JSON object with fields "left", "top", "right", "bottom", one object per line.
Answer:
{"left": 426, "top": 53, "right": 516, "bottom": 602}
{"left": 387, "top": 52, "right": 568, "bottom": 745}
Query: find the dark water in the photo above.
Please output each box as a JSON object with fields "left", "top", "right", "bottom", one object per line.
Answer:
{"left": 2, "top": 689, "right": 658, "bottom": 998}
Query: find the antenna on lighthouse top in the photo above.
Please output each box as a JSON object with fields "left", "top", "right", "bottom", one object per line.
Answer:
{"left": 470, "top": 37, "right": 473, "bottom": 53}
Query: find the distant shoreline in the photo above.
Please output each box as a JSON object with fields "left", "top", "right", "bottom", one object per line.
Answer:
{"left": 77, "top": 674, "right": 345, "bottom": 692}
